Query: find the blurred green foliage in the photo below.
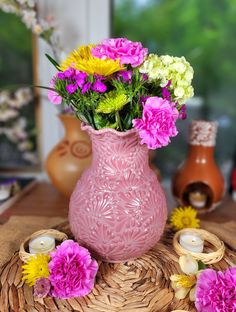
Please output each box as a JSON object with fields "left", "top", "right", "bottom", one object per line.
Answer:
{"left": 0, "top": 10, "right": 32, "bottom": 87}
{"left": 0, "top": 11, "right": 36, "bottom": 168}
{"left": 113, "top": 0, "right": 236, "bottom": 179}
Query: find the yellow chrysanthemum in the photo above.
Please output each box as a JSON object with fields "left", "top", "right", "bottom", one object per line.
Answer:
{"left": 22, "top": 254, "right": 50, "bottom": 286}
{"left": 59, "top": 45, "right": 123, "bottom": 76}
{"left": 170, "top": 274, "right": 196, "bottom": 288}
{"left": 170, "top": 206, "right": 200, "bottom": 230}
{"left": 96, "top": 91, "right": 129, "bottom": 114}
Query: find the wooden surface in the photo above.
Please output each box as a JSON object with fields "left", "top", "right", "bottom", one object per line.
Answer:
{"left": 0, "top": 182, "right": 235, "bottom": 224}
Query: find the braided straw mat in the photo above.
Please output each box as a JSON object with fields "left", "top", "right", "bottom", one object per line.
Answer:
{"left": 0, "top": 222, "right": 236, "bottom": 312}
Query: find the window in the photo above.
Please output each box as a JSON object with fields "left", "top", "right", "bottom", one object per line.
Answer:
{"left": 113, "top": 0, "right": 236, "bottom": 183}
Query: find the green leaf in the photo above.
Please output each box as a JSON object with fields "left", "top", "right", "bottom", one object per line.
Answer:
{"left": 34, "top": 85, "right": 56, "bottom": 92}
{"left": 45, "top": 53, "right": 61, "bottom": 70}
{"left": 198, "top": 260, "right": 206, "bottom": 271}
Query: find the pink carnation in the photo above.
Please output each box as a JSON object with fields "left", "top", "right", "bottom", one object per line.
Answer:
{"left": 48, "top": 76, "right": 62, "bottom": 105}
{"left": 133, "top": 96, "right": 179, "bottom": 149}
{"left": 48, "top": 240, "right": 98, "bottom": 299}
{"left": 195, "top": 268, "right": 236, "bottom": 312}
{"left": 92, "top": 38, "right": 148, "bottom": 67}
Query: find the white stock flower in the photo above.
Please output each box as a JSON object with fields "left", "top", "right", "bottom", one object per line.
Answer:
{"left": 15, "top": 87, "right": 33, "bottom": 104}
{"left": 22, "top": 152, "right": 38, "bottom": 164}
{"left": 0, "top": 109, "right": 19, "bottom": 122}
{"left": 21, "top": 9, "right": 36, "bottom": 28}
{"left": 0, "top": 91, "right": 10, "bottom": 104}
{"left": 17, "top": 0, "right": 35, "bottom": 8}
{"left": 18, "top": 140, "right": 32, "bottom": 151}
{"left": 0, "top": 3, "right": 19, "bottom": 14}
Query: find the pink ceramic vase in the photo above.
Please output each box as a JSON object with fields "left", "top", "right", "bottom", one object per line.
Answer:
{"left": 69, "top": 124, "right": 167, "bottom": 262}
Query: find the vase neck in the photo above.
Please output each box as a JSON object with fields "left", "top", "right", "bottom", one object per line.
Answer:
{"left": 187, "top": 145, "right": 215, "bottom": 161}
{"left": 59, "top": 115, "right": 83, "bottom": 140}
{"left": 89, "top": 130, "right": 149, "bottom": 167}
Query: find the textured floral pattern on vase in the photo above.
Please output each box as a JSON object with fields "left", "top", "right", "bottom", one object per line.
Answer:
{"left": 69, "top": 125, "right": 167, "bottom": 262}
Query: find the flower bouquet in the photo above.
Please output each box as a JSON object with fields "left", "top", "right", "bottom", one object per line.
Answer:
{"left": 47, "top": 38, "right": 193, "bottom": 149}
{"left": 45, "top": 38, "right": 194, "bottom": 262}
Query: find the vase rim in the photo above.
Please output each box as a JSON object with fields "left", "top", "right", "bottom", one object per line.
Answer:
{"left": 81, "top": 122, "right": 138, "bottom": 137}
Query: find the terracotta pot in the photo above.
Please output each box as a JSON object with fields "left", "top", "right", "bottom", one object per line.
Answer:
{"left": 46, "top": 115, "right": 92, "bottom": 197}
{"left": 69, "top": 124, "right": 167, "bottom": 262}
{"left": 172, "top": 120, "right": 225, "bottom": 213}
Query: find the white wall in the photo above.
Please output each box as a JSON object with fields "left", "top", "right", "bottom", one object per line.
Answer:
{"left": 37, "top": 0, "right": 111, "bottom": 166}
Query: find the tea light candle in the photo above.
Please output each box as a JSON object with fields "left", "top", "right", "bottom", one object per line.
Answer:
{"left": 179, "top": 232, "right": 204, "bottom": 253}
{"left": 0, "top": 188, "right": 10, "bottom": 201}
{"left": 29, "top": 235, "right": 55, "bottom": 254}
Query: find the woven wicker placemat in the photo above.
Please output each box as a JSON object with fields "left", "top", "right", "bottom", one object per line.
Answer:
{"left": 0, "top": 222, "right": 236, "bottom": 312}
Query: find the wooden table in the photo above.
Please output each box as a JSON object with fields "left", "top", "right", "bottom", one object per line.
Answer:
{"left": 0, "top": 182, "right": 235, "bottom": 224}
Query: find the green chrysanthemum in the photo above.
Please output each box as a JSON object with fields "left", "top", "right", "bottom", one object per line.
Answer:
{"left": 96, "top": 91, "right": 129, "bottom": 114}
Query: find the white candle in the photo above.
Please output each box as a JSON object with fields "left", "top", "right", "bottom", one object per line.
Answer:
{"left": 0, "top": 188, "right": 10, "bottom": 201}
{"left": 29, "top": 235, "right": 56, "bottom": 254}
{"left": 179, "top": 232, "right": 204, "bottom": 253}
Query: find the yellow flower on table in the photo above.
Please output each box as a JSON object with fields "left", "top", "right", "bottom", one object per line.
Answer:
{"left": 170, "top": 206, "right": 200, "bottom": 230}
{"left": 59, "top": 45, "right": 123, "bottom": 76}
{"left": 22, "top": 254, "right": 50, "bottom": 286}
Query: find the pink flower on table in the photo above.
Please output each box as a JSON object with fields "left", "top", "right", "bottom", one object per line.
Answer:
{"left": 92, "top": 38, "right": 148, "bottom": 67}
{"left": 48, "top": 240, "right": 98, "bottom": 299}
{"left": 133, "top": 96, "right": 179, "bottom": 149}
{"left": 195, "top": 267, "right": 236, "bottom": 312}
{"left": 48, "top": 76, "right": 62, "bottom": 105}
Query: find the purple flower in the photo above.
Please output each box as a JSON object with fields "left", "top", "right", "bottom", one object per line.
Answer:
{"left": 92, "top": 38, "right": 148, "bottom": 67}
{"left": 57, "top": 72, "right": 66, "bottom": 80}
{"left": 75, "top": 71, "right": 87, "bottom": 88}
{"left": 48, "top": 76, "right": 62, "bottom": 105}
{"left": 117, "top": 70, "right": 132, "bottom": 83}
{"left": 63, "top": 68, "right": 76, "bottom": 79}
{"left": 195, "top": 268, "right": 236, "bottom": 312}
{"left": 133, "top": 96, "right": 179, "bottom": 149}
{"left": 162, "top": 87, "right": 171, "bottom": 100}
{"left": 34, "top": 278, "right": 51, "bottom": 298}
{"left": 48, "top": 240, "right": 98, "bottom": 299}
{"left": 179, "top": 104, "right": 187, "bottom": 120}
{"left": 82, "top": 82, "right": 92, "bottom": 94}
{"left": 142, "top": 73, "right": 148, "bottom": 81}
{"left": 92, "top": 80, "right": 107, "bottom": 93}
{"left": 94, "top": 74, "right": 106, "bottom": 81}
{"left": 66, "top": 83, "right": 78, "bottom": 94}
{"left": 162, "top": 80, "right": 172, "bottom": 101}
{"left": 140, "top": 95, "right": 150, "bottom": 106}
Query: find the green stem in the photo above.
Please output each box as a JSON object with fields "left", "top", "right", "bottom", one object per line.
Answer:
{"left": 115, "top": 111, "right": 123, "bottom": 131}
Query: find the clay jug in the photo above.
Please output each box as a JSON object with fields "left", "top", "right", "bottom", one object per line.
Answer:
{"left": 69, "top": 124, "right": 167, "bottom": 262}
{"left": 46, "top": 115, "right": 92, "bottom": 197}
{"left": 172, "top": 120, "right": 224, "bottom": 213}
